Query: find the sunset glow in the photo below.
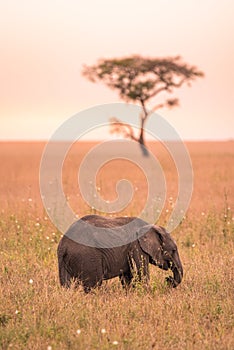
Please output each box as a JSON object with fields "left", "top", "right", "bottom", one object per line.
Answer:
{"left": 1, "top": 0, "right": 233, "bottom": 140}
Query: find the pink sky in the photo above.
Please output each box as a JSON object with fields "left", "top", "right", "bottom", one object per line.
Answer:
{"left": 1, "top": 0, "right": 234, "bottom": 140}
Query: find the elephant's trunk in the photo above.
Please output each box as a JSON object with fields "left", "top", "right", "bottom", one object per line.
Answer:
{"left": 165, "top": 258, "right": 183, "bottom": 288}
{"left": 171, "top": 263, "right": 183, "bottom": 287}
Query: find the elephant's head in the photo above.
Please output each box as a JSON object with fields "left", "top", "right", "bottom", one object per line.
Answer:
{"left": 137, "top": 225, "right": 183, "bottom": 288}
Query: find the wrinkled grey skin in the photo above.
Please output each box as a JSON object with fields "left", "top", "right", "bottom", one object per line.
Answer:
{"left": 57, "top": 215, "right": 183, "bottom": 292}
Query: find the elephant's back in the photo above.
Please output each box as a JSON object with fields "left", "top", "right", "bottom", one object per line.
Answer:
{"left": 60, "top": 215, "right": 148, "bottom": 248}
{"left": 80, "top": 214, "right": 147, "bottom": 228}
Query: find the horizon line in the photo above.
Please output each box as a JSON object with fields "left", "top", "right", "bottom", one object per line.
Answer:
{"left": 0, "top": 138, "right": 233, "bottom": 143}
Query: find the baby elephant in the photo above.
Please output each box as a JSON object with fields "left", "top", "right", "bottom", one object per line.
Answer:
{"left": 57, "top": 215, "right": 183, "bottom": 292}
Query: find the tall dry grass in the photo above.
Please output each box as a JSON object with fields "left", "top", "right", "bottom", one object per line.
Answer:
{"left": 0, "top": 141, "right": 233, "bottom": 349}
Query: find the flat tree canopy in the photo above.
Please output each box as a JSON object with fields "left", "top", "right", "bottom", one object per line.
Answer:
{"left": 83, "top": 55, "right": 204, "bottom": 146}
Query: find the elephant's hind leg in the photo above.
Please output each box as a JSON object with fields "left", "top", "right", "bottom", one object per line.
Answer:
{"left": 59, "top": 265, "right": 73, "bottom": 288}
{"left": 119, "top": 272, "right": 133, "bottom": 289}
{"left": 58, "top": 252, "right": 74, "bottom": 288}
{"left": 83, "top": 279, "right": 103, "bottom": 293}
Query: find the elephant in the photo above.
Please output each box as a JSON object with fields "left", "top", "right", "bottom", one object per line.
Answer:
{"left": 57, "top": 215, "right": 183, "bottom": 292}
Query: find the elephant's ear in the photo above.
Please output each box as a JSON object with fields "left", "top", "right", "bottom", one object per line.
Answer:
{"left": 137, "top": 225, "right": 164, "bottom": 261}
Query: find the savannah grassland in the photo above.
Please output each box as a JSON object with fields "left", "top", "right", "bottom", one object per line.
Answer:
{"left": 0, "top": 141, "right": 233, "bottom": 350}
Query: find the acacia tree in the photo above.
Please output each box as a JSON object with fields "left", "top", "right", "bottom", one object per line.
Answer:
{"left": 82, "top": 55, "right": 204, "bottom": 146}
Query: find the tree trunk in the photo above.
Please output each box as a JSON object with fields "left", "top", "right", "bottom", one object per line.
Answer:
{"left": 138, "top": 100, "right": 148, "bottom": 147}
{"left": 138, "top": 118, "right": 149, "bottom": 156}
{"left": 139, "top": 125, "right": 145, "bottom": 146}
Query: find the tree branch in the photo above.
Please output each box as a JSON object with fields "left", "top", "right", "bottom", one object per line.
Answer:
{"left": 147, "top": 85, "right": 169, "bottom": 100}
{"left": 109, "top": 117, "right": 138, "bottom": 141}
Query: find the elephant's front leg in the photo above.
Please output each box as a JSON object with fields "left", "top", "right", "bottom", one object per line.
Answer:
{"left": 133, "top": 252, "right": 150, "bottom": 285}
{"left": 138, "top": 258, "right": 150, "bottom": 284}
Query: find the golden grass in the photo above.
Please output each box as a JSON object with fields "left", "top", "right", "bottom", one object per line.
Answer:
{"left": 0, "top": 141, "right": 233, "bottom": 349}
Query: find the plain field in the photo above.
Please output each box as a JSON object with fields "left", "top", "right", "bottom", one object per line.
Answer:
{"left": 0, "top": 141, "right": 233, "bottom": 349}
